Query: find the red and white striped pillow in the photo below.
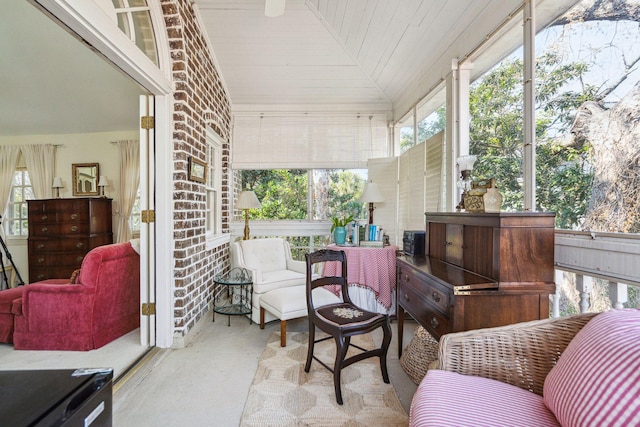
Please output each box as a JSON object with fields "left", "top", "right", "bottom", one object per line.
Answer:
{"left": 543, "top": 309, "right": 640, "bottom": 427}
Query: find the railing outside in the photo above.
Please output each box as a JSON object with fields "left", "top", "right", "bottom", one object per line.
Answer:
{"left": 229, "top": 220, "right": 333, "bottom": 260}
{"left": 553, "top": 230, "right": 640, "bottom": 316}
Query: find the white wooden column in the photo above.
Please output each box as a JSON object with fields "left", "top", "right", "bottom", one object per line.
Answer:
{"left": 446, "top": 59, "right": 473, "bottom": 212}
{"left": 523, "top": 0, "right": 536, "bottom": 210}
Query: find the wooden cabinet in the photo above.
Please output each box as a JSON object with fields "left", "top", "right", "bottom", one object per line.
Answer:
{"left": 397, "top": 212, "right": 556, "bottom": 356}
{"left": 28, "top": 198, "right": 113, "bottom": 282}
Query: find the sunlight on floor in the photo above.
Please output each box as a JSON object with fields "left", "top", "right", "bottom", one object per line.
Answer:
{"left": 0, "top": 329, "right": 148, "bottom": 380}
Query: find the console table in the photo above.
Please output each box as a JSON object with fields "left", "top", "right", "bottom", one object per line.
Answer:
{"left": 397, "top": 212, "right": 556, "bottom": 356}
{"left": 323, "top": 244, "right": 399, "bottom": 313}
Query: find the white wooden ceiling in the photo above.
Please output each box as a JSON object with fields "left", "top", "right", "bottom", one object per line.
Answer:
{"left": 0, "top": 0, "right": 579, "bottom": 137}
{"left": 195, "top": 0, "right": 578, "bottom": 119}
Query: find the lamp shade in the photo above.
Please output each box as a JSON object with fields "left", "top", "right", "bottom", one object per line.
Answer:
{"left": 98, "top": 176, "right": 109, "bottom": 187}
{"left": 457, "top": 155, "right": 477, "bottom": 171}
{"left": 358, "top": 182, "right": 384, "bottom": 203}
{"left": 236, "top": 190, "right": 261, "bottom": 209}
{"left": 52, "top": 177, "right": 63, "bottom": 188}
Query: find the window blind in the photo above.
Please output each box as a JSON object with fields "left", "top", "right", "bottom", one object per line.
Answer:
{"left": 368, "top": 157, "right": 399, "bottom": 245}
{"left": 425, "top": 131, "right": 444, "bottom": 212}
{"left": 399, "top": 142, "right": 426, "bottom": 232}
{"left": 232, "top": 113, "right": 390, "bottom": 169}
{"left": 398, "top": 131, "right": 444, "bottom": 232}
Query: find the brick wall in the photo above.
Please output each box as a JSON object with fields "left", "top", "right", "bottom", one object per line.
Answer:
{"left": 162, "top": 0, "right": 232, "bottom": 338}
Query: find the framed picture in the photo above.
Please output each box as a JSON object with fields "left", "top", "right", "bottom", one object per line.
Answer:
{"left": 188, "top": 157, "right": 207, "bottom": 183}
{"left": 72, "top": 162, "right": 100, "bottom": 196}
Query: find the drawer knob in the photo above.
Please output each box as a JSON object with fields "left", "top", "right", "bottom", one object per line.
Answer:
{"left": 41, "top": 227, "right": 48, "bottom": 233}
{"left": 38, "top": 257, "right": 45, "bottom": 263}
{"left": 70, "top": 225, "right": 79, "bottom": 232}
{"left": 432, "top": 292, "right": 441, "bottom": 302}
{"left": 431, "top": 317, "right": 440, "bottom": 329}
{"left": 37, "top": 244, "right": 45, "bottom": 249}
{"left": 76, "top": 242, "right": 84, "bottom": 248}
{"left": 41, "top": 215, "right": 48, "bottom": 221}
{"left": 404, "top": 274, "right": 410, "bottom": 282}
{"left": 403, "top": 293, "right": 410, "bottom": 302}
{"left": 71, "top": 213, "right": 78, "bottom": 220}
{"left": 77, "top": 256, "right": 84, "bottom": 263}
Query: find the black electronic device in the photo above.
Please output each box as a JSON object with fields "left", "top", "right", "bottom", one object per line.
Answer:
{"left": 0, "top": 368, "right": 113, "bottom": 427}
{"left": 402, "top": 230, "right": 426, "bottom": 256}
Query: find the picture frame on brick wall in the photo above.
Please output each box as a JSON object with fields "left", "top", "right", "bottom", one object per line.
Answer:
{"left": 188, "top": 156, "right": 207, "bottom": 183}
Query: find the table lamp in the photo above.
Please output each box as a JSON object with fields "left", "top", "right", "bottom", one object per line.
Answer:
{"left": 236, "top": 190, "right": 262, "bottom": 240}
{"left": 98, "top": 175, "right": 109, "bottom": 197}
{"left": 456, "top": 155, "right": 477, "bottom": 211}
{"left": 52, "top": 177, "right": 63, "bottom": 198}
{"left": 358, "top": 182, "right": 384, "bottom": 224}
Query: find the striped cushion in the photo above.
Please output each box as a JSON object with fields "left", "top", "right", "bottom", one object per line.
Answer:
{"left": 409, "top": 370, "right": 560, "bottom": 427}
{"left": 543, "top": 309, "right": 640, "bottom": 427}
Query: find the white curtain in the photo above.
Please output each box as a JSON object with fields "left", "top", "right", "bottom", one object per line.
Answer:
{"left": 0, "top": 146, "right": 22, "bottom": 238}
{"left": 20, "top": 144, "right": 56, "bottom": 199}
{"left": 116, "top": 139, "right": 140, "bottom": 243}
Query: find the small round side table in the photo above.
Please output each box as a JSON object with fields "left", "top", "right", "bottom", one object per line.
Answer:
{"left": 212, "top": 267, "right": 253, "bottom": 326}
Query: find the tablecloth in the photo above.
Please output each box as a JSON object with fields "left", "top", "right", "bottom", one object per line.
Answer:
{"left": 322, "top": 244, "right": 399, "bottom": 309}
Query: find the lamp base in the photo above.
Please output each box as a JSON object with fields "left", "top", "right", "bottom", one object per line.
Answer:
{"left": 368, "top": 202, "right": 375, "bottom": 224}
{"left": 243, "top": 209, "right": 250, "bottom": 240}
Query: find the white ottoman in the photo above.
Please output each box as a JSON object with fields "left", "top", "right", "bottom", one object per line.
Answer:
{"left": 259, "top": 285, "right": 341, "bottom": 346}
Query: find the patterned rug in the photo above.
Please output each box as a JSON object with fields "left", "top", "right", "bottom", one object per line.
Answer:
{"left": 240, "top": 331, "right": 409, "bottom": 427}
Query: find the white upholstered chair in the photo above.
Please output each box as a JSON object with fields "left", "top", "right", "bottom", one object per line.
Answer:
{"left": 231, "top": 238, "right": 308, "bottom": 324}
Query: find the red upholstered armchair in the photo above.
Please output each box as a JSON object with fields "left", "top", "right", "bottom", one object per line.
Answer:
{"left": 12, "top": 242, "right": 140, "bottom": 351}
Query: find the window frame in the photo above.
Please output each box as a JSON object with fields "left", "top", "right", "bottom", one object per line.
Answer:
{"left": 206, "top": 128, "right": 228, "bottom": 250}
{"left": 4, "top": 168, "right": 33, "bottom": 239}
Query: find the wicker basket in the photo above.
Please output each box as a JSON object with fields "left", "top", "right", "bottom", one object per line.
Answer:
{"left": 399, "top": 326, "right": 439, "bottom": 384}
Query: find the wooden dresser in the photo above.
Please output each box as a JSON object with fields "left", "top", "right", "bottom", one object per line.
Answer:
{"left": 28, "top": 198, "right": 113, "bottom": 282}
{"left": 397, "top": 212, "right": 556, "bottom": 356}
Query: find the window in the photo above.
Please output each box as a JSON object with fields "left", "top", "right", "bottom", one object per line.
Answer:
{"left": 206, "top": 130, "right": 224, "bottom": 248}
{"left": 111, "top": 0, "right": 158, "bottom": 65}
{"left": 129, "top": 187, "right": 142, "bottom": 235}
{"left": 5, "top": 169, "right": 34, "bottom": 237}
{"left": 398, "top": 85, "right": 446, "bottom": 155}
{"left": 239, "top": 169, "right": 367, "bottom": 222}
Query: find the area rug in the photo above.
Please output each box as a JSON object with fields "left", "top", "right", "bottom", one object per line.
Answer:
{"left": 240, "top": 331, "right": 408, "bottom": 427}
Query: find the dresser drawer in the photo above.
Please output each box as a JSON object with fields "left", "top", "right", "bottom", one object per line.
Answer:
{"left": 398, "top": 264, "right": 450, "bottom": 314}
{"left": 29, "top": 222, "right": 90, "bottom": 237}
{"left": 31, "top": 252, "right": 86, "bottom": 268}
{"left": 398, "top": 282, "right": 451, "bottom": 338}
{"left": 30, "top": 266, "right": 78, "bottom": 282}
{"left": 28, "top": 199, "right": 90, "bottom": 216}
{"left": 30, "top": 238, "right": 90, "bottom": 253}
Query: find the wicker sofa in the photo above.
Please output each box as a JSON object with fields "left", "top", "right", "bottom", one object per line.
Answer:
{"left": 409, "top": 309, "right": 640, "bottom": 427}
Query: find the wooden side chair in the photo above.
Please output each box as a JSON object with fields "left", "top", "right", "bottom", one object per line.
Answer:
{"left": 304, "top": 249, "right": 392, "bottom": 405}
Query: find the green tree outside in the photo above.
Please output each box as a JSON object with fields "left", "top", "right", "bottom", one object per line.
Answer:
{"left": 469, "top": 53, "right": 595, "bottom": 229}
{"left": 240, "top": 169, "right": 366, "bottom": 222}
